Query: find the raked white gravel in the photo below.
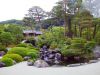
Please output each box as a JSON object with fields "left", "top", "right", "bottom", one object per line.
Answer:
{"left": 0, "top": 61, "right": 100, "bottom": 75}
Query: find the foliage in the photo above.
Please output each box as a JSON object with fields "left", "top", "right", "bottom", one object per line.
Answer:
{"left": 0, "top": 57, "right": 14, "bottom": 67}
{"left": 37, "top": 27, "right": 65, "bottom": 48}
{"left": 95, "top": 31, "right": 100, "bottom": 45}
{"left": 61, "top": 48, "right": 82, "bottom": 57}
{"left": 0, "top": 44, "right": 8, "bottom": 52}
{"left": 7, "top": 47, "right": 28, "bottom": 57}
{"left": 3, "top": 54, "right": 23, "bottom": 63}
{"left": 17, "top": 43, "right": 28, "bottom": 48}
{"left": 0, "top": 32, "right": 13, "bottom": 46}
{"left": 4, "top": 25, "right": 24, "bottom": 44}
{"left": 71, "top": 38, "right": 86, "bottom": 49}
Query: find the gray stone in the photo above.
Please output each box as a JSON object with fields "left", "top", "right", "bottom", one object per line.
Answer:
{"left": 67, "top": 64, "right": 81, "bottom": 67}
{"left": 34, "top": 60, "right": 49, "bottom": 68}
{"left": 24, "top": 56, "right": 31, "bottom": 61}
{"left": 27, "top": 61, "right": 34, "bottom": 66}
{"left": 93, "top": 46, "right": 100, "bottom": 58}
{"left": 89, "top": 60, "right": 98, "bottom": 63}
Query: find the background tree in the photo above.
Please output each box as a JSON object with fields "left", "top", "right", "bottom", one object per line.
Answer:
{"left": 0, "top": 32, "right": 13, "bottom": 46}
{"left": 26, "top": 6, "right": 47, "bottom": 30}
{"left": 4, "top": 25, "right": 23, "bottom": 44}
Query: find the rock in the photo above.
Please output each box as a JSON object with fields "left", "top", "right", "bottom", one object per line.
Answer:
{"left": 93, "top": 46, "right": 100, "bottom": 58}
{"left": 0, "top": 62, "right": 5, "bottom": 68}
{"left": 94, "top": 51, "right": 100, "bottom": 58}
{"left": 98, "top": 58, "right": 100, "bottom": 61}
{"left": 34, "top": 60, "right": 49, "bottom": 68}
{"left": 27, "top": 61, "right": 34, "bottom": 66}
{"left": 13, "top": 60, "right": 17, "bottom": 64}
{"left": 0, "top": 51, "right": 6, "bottom": 56}
{"left": 67, "top": 63, "right": 81, "bottom": 67}
{"left": 89, "top": 60, "right": 98, "bottom": 63}
{"left": 24, "top": 56, "right": 31, "bottom": 61}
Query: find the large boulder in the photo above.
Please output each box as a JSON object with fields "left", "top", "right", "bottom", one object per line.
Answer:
{"left": 34, "top": 59, "right": 49, "bottom": 68}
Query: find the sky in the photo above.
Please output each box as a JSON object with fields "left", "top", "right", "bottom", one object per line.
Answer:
{"left": 0, "top": 0, "right": 59, "bottom": 21}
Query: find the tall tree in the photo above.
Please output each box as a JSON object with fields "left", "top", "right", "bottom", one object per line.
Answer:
{"left": 26, "top": 6, "right": 47, "bottom": 30}
{"left": 62, "top": 0, "right": 83, "bottom": 38}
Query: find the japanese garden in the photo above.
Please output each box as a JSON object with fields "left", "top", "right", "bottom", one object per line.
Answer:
{"left": 0, "top": 0, "right": 100, "bottom": 75}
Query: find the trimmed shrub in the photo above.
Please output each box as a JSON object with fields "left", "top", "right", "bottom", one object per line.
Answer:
{"left": 7, "top": 47, "right": 28, "bottom": 57}
{"left": 27, "top": 52, "right": 38, "bottom": 59}
{"left": 27, "top": 49, "right": 39, "bottom": 59}
{"left": 3, "top": 54, "right": 23, "bottom": 63}
{"left": 1, "top": 57, "right": 14, "bottom": 67}
{"left": 17, "top": 43, "right": 28, "bottom": 48}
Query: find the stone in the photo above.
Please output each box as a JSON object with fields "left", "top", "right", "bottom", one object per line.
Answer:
{"left": 0, "top": 62, "right": 5, "bottom": 68}
{"left": 34, "top": 60, "right": 49, "bottom": 68}
{"left": 27, "top": 61, "right": 34, "bottom": 66}
{"left": 93, "top": 46, "right": 100, "bottom": 58}
{"left": 24, "top": 56, "right": 31, "bottom": 61}
{"left": 0, "top": 51, "right": 5, "bottom": 56}
{"left": 67, "top": 64, "right": 81, "bottom": 67}
{"left": 89, "top": 60, "right": 98, "bottom": 63}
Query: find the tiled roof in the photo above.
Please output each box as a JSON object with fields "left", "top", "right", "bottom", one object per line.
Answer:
{"left": 23, "top": 30, "right": 42, "bottom": 34}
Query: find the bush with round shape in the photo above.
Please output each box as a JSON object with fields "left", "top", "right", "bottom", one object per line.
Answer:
{"left": 27, "top": 49, "right": 39, "bottom": 59}
{"left": 17, "top": 43, "right": 28, "bottom": 48}
{"left": 7, "top": 47, "right": 28, "bottom": 57}
{"left": 3, "top": 54, "right": 23, "bottom": 63}
{"left": 27, "top": 52, "right": 38, "bottom": 59}
{"left": 1, "top": 57, "right": 14, "bottom": 67}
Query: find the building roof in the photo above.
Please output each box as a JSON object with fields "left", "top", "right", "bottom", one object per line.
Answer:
{"left": 23, "top": 30, "right": 42, "bottom": 34}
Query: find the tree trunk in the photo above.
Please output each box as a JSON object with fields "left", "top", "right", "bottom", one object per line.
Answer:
{"left": 74, "top": 24, "right": 77, "bottom": 37}
{"left": 93, "top": 24, "right": 97, "bottom": 39}
{"left": 67, "top": 15, "right": 73, "bottom": 38}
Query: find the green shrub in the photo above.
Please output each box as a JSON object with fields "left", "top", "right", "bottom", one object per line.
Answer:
{"left": 82, "top": 41, "right": 95, "bottom": 55}
{"left": 1, "top": 57, "right": 14, "bottom": 67}
{"left": 17, "top": 43, "right": 28, "bottom": 48}
{"left": 95, "top": 31, "right": 100, "bottom": 45}
{"left": 27, "top": 52, "right": 38, "bottom": 59}
{"left": 71, "top": 43, "right": 84, "bottom": 49}
{"left": 61, "top": 48, "right": 82, "bottom": 57}
{"left": 0, "top": 45, "right": 8, "bottom": 52}
{"left": 3, "top": 54, "right": 23, "bottom": 63}
{"left": 71, "top": 38, "right": 86, "bottom": 49}
{"left": 7, "top": 47, "right": 28, "bottom": 57}
{"left": 27, "top": 49, "right": 39, "bottom": 59}
{"left": 84, "top": 41, "right": 96, "bottom": 50}
{"left": 50, "top": 41, "right": 58, "bottom": 49}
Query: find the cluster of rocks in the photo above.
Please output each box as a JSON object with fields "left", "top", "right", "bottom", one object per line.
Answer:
{"left": 27, "top": 45, "right": 62, "bottom": 68}
{"left": 40, "top": 45, "right": 62, "bottom": 65}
